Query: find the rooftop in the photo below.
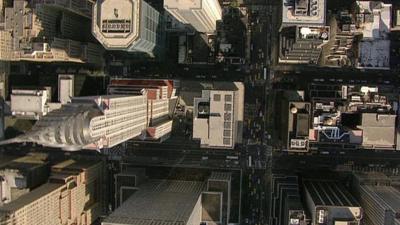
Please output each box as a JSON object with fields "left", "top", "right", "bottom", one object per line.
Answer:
{"left": 0, "top": 183, "right": 63, "bottom": 212}
{"left": 0, "top": 153, "right": 48, "bottom": 172}
{"left": 303, "top": 180, "right": 359, "bottom": 207}
{"left": 103, "top": 179, "right": 205, "bottom": 225}
{"left": 356, "top": 1, "right": 392, "bottom": 69}
{"left": 282, "top": 0, "right": 326, "bottom": 25}
{"left": 357, "top": 113, "right": 396, "bottom": 148}
{"left": 51, "top": 159, "right": 101, "bottom": 173}
{"left": 164, "top": 0, "right": 203, "bottom": 10}
{"left": 92, "top": 0, "right": 140, "bottom": 49}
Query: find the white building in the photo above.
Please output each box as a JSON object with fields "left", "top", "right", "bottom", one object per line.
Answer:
{"left": 193, "top": 82, "right": 244, "bottom": 149}
{"left": 164, "top": 0, "right": 222, "bottom": 33}
{"left": 3, "top": 83, "right": 174, "bottom": 150}
{"left": 58, "top": 74, "right": 74, "bottom": 104}
{"left": 10, "top": 89, "right": 50, "bottom": 120}
{"left": 281, "top": 0, "right": 326, "bottom": 27}
{"left": 356, "top": 1, "right": 391, "bottom": 70}
{"left": 92, "top": 0, "right": 161, "bottom": 56}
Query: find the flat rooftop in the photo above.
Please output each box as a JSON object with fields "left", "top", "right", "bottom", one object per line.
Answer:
{"left": 282, "top": 0, "right": 326, "bottom": 25}
{"left": 358, "top": 113, "right": 396, "bottom": 147}
{"left": 356, "top": 1, "right": 391, "bottom": 69}
{"left": 51, "top": 159, "right": 100, "bottom": 173}
{"left": 0, "top": 153, "right": 48, "bottom": 172}
{"left": 103, "top": 179, "right": 205, "bottom": 225}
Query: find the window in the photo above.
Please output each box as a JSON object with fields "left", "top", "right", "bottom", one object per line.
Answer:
{"left": 224, "top": 103, "right": 232, "bottom": 111}
{"left": 214, "top": 94, "right": 221, "bottom": 101}
{"left": 224, "top": 122, "right": 231, "bottom": 129}
{"left": 223, "top": 130, "right": 231, "bottom": 137}
{"left": 224, "top": 113, "right": 231, "bottom": 121}
{"left": 225, "top": 94, "right": 232, "bottom": 102}
{"left": 223, "top": 138, "right": 231, "bottom": 145}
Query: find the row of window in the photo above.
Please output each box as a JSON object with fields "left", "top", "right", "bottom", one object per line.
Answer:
{"left": 213, "top": 94, "right": 232, "bottom": 102}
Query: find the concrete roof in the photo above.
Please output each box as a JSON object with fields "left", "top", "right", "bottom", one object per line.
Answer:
{"left": 357, "top": 1, "right": 391, "bottom": 69}
{"left": 282, "top": 0, "right": 326, "bottom": 25}
{"left": 358, "top": 113, "right": 396, "bottom": 147}
{"left": 103, "top": 179, "right": 205, "bottom": 225}
{"left": 92, "top": 0, "right": 140, "bottom": 49}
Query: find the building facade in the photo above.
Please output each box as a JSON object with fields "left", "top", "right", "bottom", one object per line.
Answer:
{"left": 164, "top": 0, "right": 222, "bottom": 33}
{"left": 92, "top": 0, "right": 162, "bottom": 56}
{"left": 358, "top": 185, "right": 400, "bottom": 225}
{"left": 0, "top": 159, "right": 103, "bottom": 225}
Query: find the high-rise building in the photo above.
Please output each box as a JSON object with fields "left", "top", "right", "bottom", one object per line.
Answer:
{"left": 270, "top": 174, "right": 306, "bottom": 225}
{"left": 303, "top": 180, "right": 363, "bottom": 225}
{"left": 0, "top": 0, "right": 104, "bottom": 66}
{"left": 103, "top": 179, "right": 205, "bottom": 225}
{"left": 2, "top": 80, "right": 176, "bottom": 150}
{"left": 193, "top": 82, "right": 244, "bottom": 149}
{"left": 92, "top": 0, "right": 162, "bottom": 56}
{"left": 107, "top": 79, "right": 177, "bottom": 142}
{"left": 4, "top": 95, "right": 148, "bottom": 150}
{"left": 0, "top": 159, "right": 103, "bottom": 225}
{"left": 207, "top": 172, "right": 231, "bottom": 224}
{"left": 358, "top": 185, "right": 400, "bottom": 225}
{"left": 164, "top": 0, "right": 222, "bottom": 33}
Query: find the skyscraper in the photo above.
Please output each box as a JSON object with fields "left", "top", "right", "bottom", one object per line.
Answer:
{"left": 164, "top": 0, "right": 222, "bottom": 33}
{"left": 92, "top": 0, "right": 162, "bottom": 56}
{"left": 2, "top": 80, "right": 176, "bottom": 150}
{"left": 0, "top": 0, "right": 104, "bottom": 65}
{"left": 4, "top": 95, "right": 148, "bottom": 151}
{"left": 358, "top": 185, "right": 400, "bottom": 225}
